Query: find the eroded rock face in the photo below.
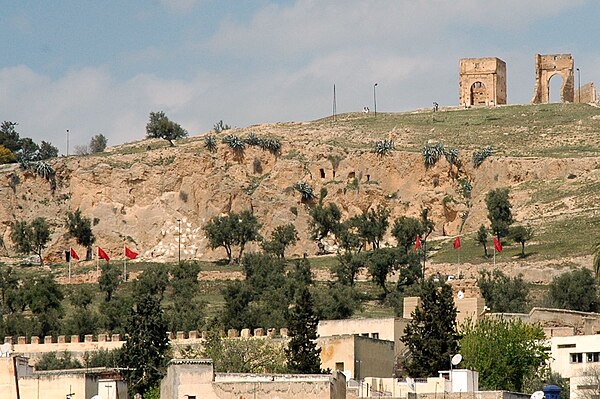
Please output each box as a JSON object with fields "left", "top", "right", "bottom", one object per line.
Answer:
{"left": 0, "top": 130, "right": 598, "bottom": 264}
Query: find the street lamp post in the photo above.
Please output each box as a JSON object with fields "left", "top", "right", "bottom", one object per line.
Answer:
{"left": 373, "top": 83, "right": 378, "bottom": 116}
{"left": 576, "top": 68, "right": 581, "bottom": 103}
{"left": 177, "top": 219, "right": 181, "bottom": 264}
{"left": 66, "top": 129, "right": 70, "bottom": 156}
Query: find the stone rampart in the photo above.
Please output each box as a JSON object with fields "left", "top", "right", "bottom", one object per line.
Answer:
{"left": 6, "top": 327, "right": 291, "bottom": 358}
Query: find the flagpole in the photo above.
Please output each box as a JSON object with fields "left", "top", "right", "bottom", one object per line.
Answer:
{"left": 423, "top": 239, "right": 427, "bottom": 280}
{"left": 68, "top": 248, "right": 71, "bottom": 284}
{"left": 493, "top": 241, "right": 496, "bottom": 268}
{"left": 96, "top": 247, "right": 99, "bottom": 280}
{"left": 123, "top": 245, "right": 127, "bottom": 282}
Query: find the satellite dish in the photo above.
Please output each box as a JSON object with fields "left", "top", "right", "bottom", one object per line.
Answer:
{"left": 406, "top": 377, "right": 416, "bottom": 391}
{"left": 531, "top": 392, "right": 544, "bottom": 399}
{"left": 90, "top": 395, "right": 103, "bottom": 399}
{"left": 451, "top": 353, "right": 463, "bottom": 366}
{"left": 457, "top": 290, "right": 465, "bottom": 300}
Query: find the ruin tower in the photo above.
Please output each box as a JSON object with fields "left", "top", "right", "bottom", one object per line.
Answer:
{"left": 531, "top": 53, "right": 575, "bottom": 104}
{"left": 459, "top": 58, "right": 507, "bottom": 107}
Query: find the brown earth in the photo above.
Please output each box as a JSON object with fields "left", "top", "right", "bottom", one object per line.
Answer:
{"left": 0, "top": 108, "right": 599, "bottom": 284}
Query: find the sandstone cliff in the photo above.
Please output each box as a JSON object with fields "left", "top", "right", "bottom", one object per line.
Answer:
{"left": 1, "top": 106, "right": 599, "bottom": 265}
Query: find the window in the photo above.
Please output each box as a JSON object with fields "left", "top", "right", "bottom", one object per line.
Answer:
{"left": 361, "top": 333, "right": 369, "bottom": 337}
{"left": 335, "top": 362, "right": 344, "bottom": 371}
{"left": 588, "top": 352, "right": 600, "bottom": 363}
{"left": 320, "top": 168, "right": 325, "bottom": 179}
{"left": 571, "top": 353, "right": 583, "bottom": 363}
{"left": 372, "top": 333, "right": 379, "bottom": 339}
{"left": 557, "top": 344, "right": 576, "bottom": 349}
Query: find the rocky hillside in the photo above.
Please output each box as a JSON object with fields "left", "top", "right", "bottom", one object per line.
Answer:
{"left": 1, "top": 103, "right": 599, "bottom": 272}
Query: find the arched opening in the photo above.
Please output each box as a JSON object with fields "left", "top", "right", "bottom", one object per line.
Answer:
{"left": 470, "top": 81, "right": 487, "bottom": 105}
{"left": 319, "top": 168, "right": 325, "bottom": 179}
{"left": 548, "top": 74, "right": 564, "bottom": 103}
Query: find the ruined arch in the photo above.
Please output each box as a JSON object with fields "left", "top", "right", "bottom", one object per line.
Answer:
{"left": 470, "top": 81, "right": 487, "bottom": 106}
{"left": 531, "top": 53, "right": 574, "bottom": 104}
{"left": 459, "top": 57, "right": 506, "bottom": 107}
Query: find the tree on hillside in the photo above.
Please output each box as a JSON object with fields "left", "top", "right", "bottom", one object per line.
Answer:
{"left": 545, "top": 268, "right": 600, "bottom": 312}
{"left": 477, "top": 269, "right": 529, "bottom": 313}
{"left": 391, "top": 216, "right": 425, "bottom": 253}
{"left": 476, "top": 224, "right": 489, "bottom": 257}
{"left": 12, "top": 218, "right": 52, "bottom": 265}
{"left": 39, "top": 141, "right": 59, "bottom": 160}
{"left": 593, "top": 242, "right": 600, "bottom": 280}
{"left": 486, "top": 188, "right": 514, "bottom": 238}
{"left": 0, "top": 145, "right": 16, "bottom": 164}
{"left": 119, "top": 294, "right": 170, "bottom": 397}
{"left": 203, "top": 210, "right": 262, "bottom": 264}
{"left": 509, "top": 225, "right": 534, "bottom": 257}
{"left": 461, "top": 317, "right": 548, "bottom": 392}
{"left": 145, "top": 111, "right": 188, "bottom": 146}
{"left": 10, "top": 220, "right": 32, "bottom": 255}
{"left": 99, "top": 263, "right": 121, "bottom": 302}
{"left": 0, "top": 121, "right": 21, "bottom": 153}
{"left": 166, "top": 261, "right": 205, "bottom": 332}
{"left": 401, "top": 278, "right": 460, "bottom": 378}
{"left": 17, "top": 137, "right": 40, "bottom": 162}
{"left": 24, "top": 274, "right": 64, "bottom": 336}
{"left": 333, "top": 252, "right": 365, "bottom": 287}
{"left": 349, "top": 206, "right": 391, "bottom": 251}
{"left": 309, "top": 202, "right": 342, "bottom": 247}
{"left": 262, "top": 224, "right": 298, "bottom": 258}
{"left": 134, "top": 264, "right": 169, "bottom": 300}
{"left": 200, "top": 331, "right": 287, "bottom": 373}
{"left": 89, "top": 133, "right": 108, "bottom": 153}
{"left": 66, "top": 209, "right": 96, "bottom": 260}
{"left": 367, "top": 247, "right": 408, "bottom": 296}
{"left": 286, "top": 286, "right": 322, "bottom": 374}
{"left": 30, "top": 218, "right": 52, "bottom": 265}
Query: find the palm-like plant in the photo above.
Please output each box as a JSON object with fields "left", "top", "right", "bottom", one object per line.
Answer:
{"left": 444, "top": 147, "right": 459, "bottom": 166}
{"left": 222, "top": 134, "right": 246, "bottom": 153}
{"left": 472, "top": 146, "right": 494, "bottom": 167}
{"left": 293, "top": 182, "right": 315, "bottom": 201}
{"left": 204, "top": 135, "right": 217, "bottom": 152}
{"left": 373, "top": 139, "right": 395, "bottom": 156}
{"left": 422, "top": 143, "right": 445, "bottom": 168}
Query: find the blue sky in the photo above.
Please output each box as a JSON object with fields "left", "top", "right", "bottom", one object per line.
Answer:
{"left": 1, "top": 0, "right": 599, "bottom": 152}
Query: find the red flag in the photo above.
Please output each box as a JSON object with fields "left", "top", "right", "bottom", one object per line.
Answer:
{"left": 453, "top": 236, "right": 461, "bottom": 249}
{"left": 125, "top": 247, "right": 138, "bottom": 259}
{"left": 414, "top": 235, "right": 422, "bottom": 250}
{"left": 98, "top": 247, "right": 110, "bottom": 262}
{"left": 493, "top": 236, "right": 503, "bottom": 252}
{"left": 70, "top": 247, "right": 80, "bottom": 261}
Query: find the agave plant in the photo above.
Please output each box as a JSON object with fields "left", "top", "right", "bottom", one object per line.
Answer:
{"left": 422, "top": 143, "right": 445, "bottom": 168}
{"left": 472, "top": 145, "right": 494, "bottom": 167}
{"left": 373, "top": 139, "right": 395, "bottom": 156}
{"left": 293, "top": 182, "right": 315, "bottom": 201}
{"left": 244, "top": 132, "right": 261, "bottom": 146}
{"left": 444, "top": 147, "right": 459, "bottom": 166}
{"left": 34, "top": 161, "right": 55, "bottom": 181}
{"left": 204, "top": 135, "right": 217, "bottom": 153}
{"left": 259, "top": 137, "right": 282, "bottom": 155}
{"left": 222, "top": 134, "right": 246, "bottom": 152}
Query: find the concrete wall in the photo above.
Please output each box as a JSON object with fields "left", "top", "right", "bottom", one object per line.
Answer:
{"left": 319, "top": 335, "right": 395, "bottom": 380}
{"left": 404, "top": 296, "right": 485, "bottom": 329}
{"left": 491, "top": 307, "right": 600, "bottom": 336}
{"left": 160, "top": 359, "right": 346, "bottom": 399}
{"left": 317, "top": 317, "right": 407, "bottom": 357}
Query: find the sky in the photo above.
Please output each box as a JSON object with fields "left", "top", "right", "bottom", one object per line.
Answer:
{"left": 1, "top": 0, "right": 599, "bottom": 153}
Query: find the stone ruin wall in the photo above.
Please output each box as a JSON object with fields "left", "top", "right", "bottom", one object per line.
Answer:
{"left": 531, "top": 53, "right": 575, "bottom": 103}
{"left": 459, "top": 57, "right": 507, "bottom": 107}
